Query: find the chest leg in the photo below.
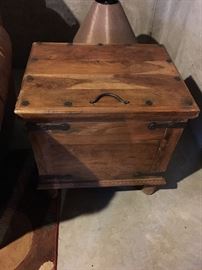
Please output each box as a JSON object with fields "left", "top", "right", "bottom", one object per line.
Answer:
{"left": 142, "top": 185, "right": 158, "bottom": 195}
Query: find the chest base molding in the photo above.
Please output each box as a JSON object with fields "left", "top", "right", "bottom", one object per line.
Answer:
{"left": 38, "top": 176, "right": 166, "bottom": 190}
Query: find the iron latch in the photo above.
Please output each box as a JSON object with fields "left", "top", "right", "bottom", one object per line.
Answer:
{"left": 26, "top": 123, "right": 70, "bottom": 131}
{"left": 148, "top": 121, "right": 187, "bottom": 130}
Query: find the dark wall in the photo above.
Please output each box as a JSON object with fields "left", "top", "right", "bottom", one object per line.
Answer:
{"left": 0, "top": 0, "right": 79, "bottom": 68}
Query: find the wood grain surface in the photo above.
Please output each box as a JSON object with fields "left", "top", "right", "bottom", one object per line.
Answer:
{"left": 14, "top": 43, "right": 200, "bottom": 190}
{"left": 15, "top": 43, "right": 199, "bottom": 120}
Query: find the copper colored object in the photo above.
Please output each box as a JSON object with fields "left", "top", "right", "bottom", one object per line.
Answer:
{"left": 73, "top": 0, "right": 136, "bottom": 44}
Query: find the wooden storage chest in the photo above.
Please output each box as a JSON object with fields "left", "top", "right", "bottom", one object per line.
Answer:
{"left": 15, "top": 43, "right": 199, "bottom": 194}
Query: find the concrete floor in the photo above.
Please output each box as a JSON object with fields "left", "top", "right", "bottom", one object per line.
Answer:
{"left": 58, "top": 128, "right": 202, "bottom": 270}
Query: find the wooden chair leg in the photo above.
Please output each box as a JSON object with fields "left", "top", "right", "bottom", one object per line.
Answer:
{"left": 142, "top": 186, "right": 157, "bottom": 195}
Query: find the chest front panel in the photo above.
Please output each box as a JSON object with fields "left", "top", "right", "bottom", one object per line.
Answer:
{"left": 28, "top": 119, "right": 183, "bottom": 188}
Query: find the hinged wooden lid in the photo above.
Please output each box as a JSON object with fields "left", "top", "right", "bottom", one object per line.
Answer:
{"left": 15, "top": 43, "right": 199, "bottom": 120}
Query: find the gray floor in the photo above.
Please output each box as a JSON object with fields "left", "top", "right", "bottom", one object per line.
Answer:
{"left": 58, "top": 128, "right": 202, "bottom": 270}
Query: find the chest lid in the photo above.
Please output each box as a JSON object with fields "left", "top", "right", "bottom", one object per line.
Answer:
{"left": 15, "top": 43, "right": 199, "bottom": 120}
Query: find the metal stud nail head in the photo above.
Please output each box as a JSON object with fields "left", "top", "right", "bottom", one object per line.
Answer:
{"left": 64, "top": 101, "right": 73, "bottom": 107}
{"left": 145, "top": 100, "right": 153, "bottom": 106}
{"left": 21, "top": 100, "right": 30, "bottom": 106}
{"left": 26, "top": 75, "right": 34, "bottom": 82}
{"left": 175, "top": 76, "right": 181, "bottom": 81}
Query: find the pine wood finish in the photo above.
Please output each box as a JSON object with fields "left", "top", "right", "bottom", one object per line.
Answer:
{"left": 15, "top": 43, "right": 199, "bottom": 191}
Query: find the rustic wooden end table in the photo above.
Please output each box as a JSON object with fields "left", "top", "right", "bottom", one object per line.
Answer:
{"left": 15, "top": 43, "right": 199, "bottom": 195}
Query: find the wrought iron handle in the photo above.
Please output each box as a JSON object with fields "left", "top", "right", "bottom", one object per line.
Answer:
{"left": 90, "top": 92, "right": 129, "bottom": 104}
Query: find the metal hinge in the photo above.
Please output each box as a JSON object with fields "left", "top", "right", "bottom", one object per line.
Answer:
{"left": 26, "top": 123, "right": 70, "bottom": 131}
{"left": 40, "top": 175, "right": 73, "bottom": 181}
{"left": 133, "top": 172, "right": 165, "bottom": 178}
{"left": 148, "top": 122, "right": 187, "bottom": 130}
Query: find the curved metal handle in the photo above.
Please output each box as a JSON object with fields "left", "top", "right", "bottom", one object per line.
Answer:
{"left": 90, "top": 92, "right": 129, "bottom": 105}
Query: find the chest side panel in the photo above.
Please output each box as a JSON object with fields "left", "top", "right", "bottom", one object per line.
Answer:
{"left": 153, "top": 128, "right": 184, "bottom": 172}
